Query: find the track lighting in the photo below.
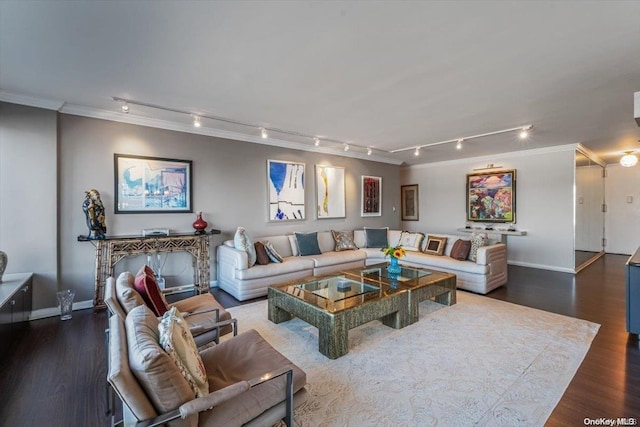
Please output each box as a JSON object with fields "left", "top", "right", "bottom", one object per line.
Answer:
{"left": 121, "top": 102, "right": 129, "bottom": 113}
{"left": 620, "top": 151, "right": 638, "bottom": 167}
{"left": 367, "top": 148, "right": 372, "bottom": 156}
{"left": 261, "top": 127, "right": 268, "bottom": 139}
{"left": 314, "top": 137, "right": 320, "bottom": 147}
{"left": 343, "top": 143, "right": 349, "bottom": 151}
{"left": 456, "top": 139, "right": 463, "bottom": 150}
{"left": 193, "top": 116, "right": 201, "bottom": 128}
{"left": 414, "top": 147, "right": 420, "bottom": 156}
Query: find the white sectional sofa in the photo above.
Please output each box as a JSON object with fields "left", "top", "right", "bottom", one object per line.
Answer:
{"left": 217, "top": 229, "right": 507, "bottom": 301}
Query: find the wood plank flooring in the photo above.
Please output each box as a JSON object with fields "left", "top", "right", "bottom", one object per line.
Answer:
{"left": 0, "top": 254, "right": 638, "bottom": 426}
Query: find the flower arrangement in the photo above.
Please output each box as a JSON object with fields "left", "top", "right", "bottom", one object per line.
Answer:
{"left": 381, "top": 245, "right": 406, "bottom": 259}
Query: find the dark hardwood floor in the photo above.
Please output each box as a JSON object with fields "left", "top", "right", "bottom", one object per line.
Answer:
{"left": 0, "top": 254, "right": 638, "bottom": 426}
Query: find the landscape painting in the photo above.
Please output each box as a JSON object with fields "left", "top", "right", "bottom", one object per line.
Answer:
{"left": 315, "top": 165, "right": 346, "bottom": 219}
{"left": 466, "top": 169, "right": 516, "bottom": 223}
{"left": 114, "top": 154, "right": 192, "bottom": 213}
{"left": 268, "top": 159, "right": 305, "bottom": 221}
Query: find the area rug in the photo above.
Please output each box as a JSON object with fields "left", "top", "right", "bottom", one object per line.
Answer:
{"left": 226, "top": 292, "right": 599, "bottom": 426}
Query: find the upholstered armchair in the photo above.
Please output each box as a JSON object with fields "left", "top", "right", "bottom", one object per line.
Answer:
{"left": 106, "top": 305, "right": 307, "bottom": 427}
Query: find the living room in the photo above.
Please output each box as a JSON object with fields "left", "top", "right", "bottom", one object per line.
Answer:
{"left": 1, "top": 1, "right": 640, "bottom": 426}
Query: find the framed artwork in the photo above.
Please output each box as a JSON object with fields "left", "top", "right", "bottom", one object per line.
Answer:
{"left": 361, "top": 175, "right": 382, "bottom": 217}
{"left": 315, "top": 165, "right": 346, "bottom": 219}
{"left": 401, "top": 184, "right": 419, "bottom": 221}
{"left": 114, "top": 154, "right": 192, "bottom": 213}
{"left": 466, "top": 169, "right": 516, "bottom": 223}
{"left": 268, "top": 159, "right": 305, "bottom": 221}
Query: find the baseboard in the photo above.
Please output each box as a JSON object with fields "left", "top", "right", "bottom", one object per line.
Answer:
{"left": 29, "top": 299, "right": 94, "bottom": 321}
{"left": 507, "top": 260, "right": 575, "bottom": 274}
{"left": 210, "top": 279, "right": 218, "bottom": 288}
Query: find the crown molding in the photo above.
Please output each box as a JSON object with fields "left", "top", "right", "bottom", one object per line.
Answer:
{"left": 576, "top": 143, "right": 606, "bottom": 167}
{"left": 0, "top": 90, "right": 65, "bottom": 111}
{"left": 402, "top": 143, "right": 579, "bottom": 169}
{"left": 59, "top": 103, "right": 403, "bottom": 165}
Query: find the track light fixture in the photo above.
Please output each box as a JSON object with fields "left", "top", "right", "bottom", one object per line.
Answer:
{"left": 414, "top": 147, "right": 420, "bottom": 156}
{"left": 260, "top": 127, "right": 268, "bottom": 139}
{"left": 391, "top": 125, "right": 534, "bottom": 154}
{"left": 193, "top": 115, "right": 201, "bottom": 128}
{"left": 456, "top": 139, "right": 463, "bottom": 150}
{"left": 121, "top": 102, "right": 129, "bottom": 113}
{"left": 367, "top": 147, "right": 372, "bottom": 156}
{"left": 314, "top": 137, "right": 320, "bottom": 147}
{"left": 343, "top": 143, "right": 349, "bottom": 151}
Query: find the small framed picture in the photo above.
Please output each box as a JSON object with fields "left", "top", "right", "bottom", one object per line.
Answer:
{"left": 361, "top": 175, "right": 382, "bottom": 217}
{"left": 401, "top": 184, "right": 419, "bottom": 221}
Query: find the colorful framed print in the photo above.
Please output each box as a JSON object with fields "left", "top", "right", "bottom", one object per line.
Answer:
{"left": 315, "top": 165, "right": 346, "bottom": 219}
{"left": 114, "top": 154, "right": 192, "bottom": 213}
{"left": 466, "top": 169, "right": 516, "bottom": 223}
{"left": 361, "top": 175, "right": 382, "bottom": 217}
{"left": 268, "top": 159, "right": 305, "bottom": 221}
{"left": 401, "top": 184, "right": 419, "bottom": 221}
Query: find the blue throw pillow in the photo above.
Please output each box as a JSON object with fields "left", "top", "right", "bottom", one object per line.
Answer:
{"left": 364, "top": 227, "right": 388, "bottom": 248}
{"left": 295, "top": 232, "right": 322, "bottom": 256}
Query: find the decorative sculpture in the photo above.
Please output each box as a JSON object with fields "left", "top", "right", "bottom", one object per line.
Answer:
{"left": 82, "top": 189, "right": 107, "bottom": 239}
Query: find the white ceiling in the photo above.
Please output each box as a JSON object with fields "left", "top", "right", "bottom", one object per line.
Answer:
{"left": 1, "top": 1, "right": 639, "bottom": 165}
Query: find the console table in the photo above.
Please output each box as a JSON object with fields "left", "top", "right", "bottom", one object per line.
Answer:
{"left": 78, "top": 231, "right": 219, "bottom": 309}
{"left": 0, "top": 273, "right": 33, "bottom": 359}
{"left": 456, "top": 227, "right": 527, "bottom": 244}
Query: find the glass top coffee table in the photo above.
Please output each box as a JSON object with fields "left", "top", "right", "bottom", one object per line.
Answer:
{"left": 341, "top": 263, "right": 457, "bottom": 326}
{"left": 268, "top": 275, "right": 409, "bottom": 359}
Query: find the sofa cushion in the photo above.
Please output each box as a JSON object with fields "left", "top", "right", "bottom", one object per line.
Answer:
{"left": 134, "top": 265, "right": 169, "bottom": 316}
{"left": 126, "top": 305, "right": 196, "bottom": 421}
{"left": 159, "top": 307, "right": 209, "bottom": 398}
{"left": 403, "top": 251, "right": 489, "bottom": 274}
{"left": 469, "top": 232, "right": 489, "bottom": 262}
{"left": 331, "top": 230, "right": 358, "bottom": 251}
{"left": 254, "top": 242, "right": 270, "bottom": 265}
{"left": 424, "top": 235, "right": 447, "bottom": 256}
{"left": 116, "top": 271, "right": 145, "bottom": 314}
{"left": 398, "top": 231, "right": 424, "bottom": 252}
{"left": 237, "top": 257, "right": 315, "bottom": 280}
{"left": 364, "top": 227, "right": 388, "bottom": 248}
{"left": 234, "top": 227, "right": 256, "bottom": 267}
{"left": 262, "top": 240, "right": 283, "bottom": 263}
{"left": 450, "top": 239, "right": 472, "bottom": 260}
{"left": 303, "top": 249, "right": 366, "bottom": 267}
{"left": 295, "top": 232, "right": 322, "bottom": 256}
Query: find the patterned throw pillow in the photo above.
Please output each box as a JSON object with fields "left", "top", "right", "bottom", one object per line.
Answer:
{"left": 398, "top": 231, "right": 425, "bottom": 252}
{"left": 424, "top": 235, "right": 448, "bottom": 256}
{"left": 450, "top": 239, "right": 472, "bottom": 260}
{"left": 254, "top": 241, "right": 270, "bottom": 265}
{"left": 134, "top": 265, "right": 169, "bottom": 316}
{"left": 158, "top": 307, "right": 209, "bottom": 398}
{"left": 469, "top": 232, "right": 489, "bottom": 262}
{"left": 234, "top": 227, "right": 257, "bottom": 267}
{"left": 331, "top": 230, "right": 358, "bottom": 251}
{"left": 263, "top": 241, "right": 283, "bottom": 263}
{"left": 364, "top": 227, "right": 388, "bottom": 248}
{"left": 295, "top": 232, "right": 322, "bottom": 256}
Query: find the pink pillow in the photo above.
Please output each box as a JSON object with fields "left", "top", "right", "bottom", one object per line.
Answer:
{"left": 134, "top": 265, "right": 169, "bottom": 316}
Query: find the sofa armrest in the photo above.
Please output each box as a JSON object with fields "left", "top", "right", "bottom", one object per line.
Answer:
{"left": 217, "top": 244, "right": 249, "bottom": 271}
{"left": 475, "top": 243, "right": 506, "bottom": 265}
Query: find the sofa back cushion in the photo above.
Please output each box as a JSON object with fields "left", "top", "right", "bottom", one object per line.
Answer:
{"left": 294, "top": 232, "right": 322, "bottom": 256}
{"left": 116, "top": 272, "right": 145, "bottom": 314}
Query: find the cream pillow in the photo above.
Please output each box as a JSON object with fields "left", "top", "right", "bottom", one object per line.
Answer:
{"left": 234, "top": 227, "right": 257, "bottom": 267}
{"left": 398, "top": 231, "right": 425, "bottom": 252}
{"left": 158, "top": 307, "right": 209, "bottom": 397}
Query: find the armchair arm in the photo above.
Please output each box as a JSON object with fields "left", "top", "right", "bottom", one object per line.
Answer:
{"left": 182, "top": 307, "right": 220, "bottom": 322}
{"left": 191, "top": 318, "right": 239, "bottom": 344}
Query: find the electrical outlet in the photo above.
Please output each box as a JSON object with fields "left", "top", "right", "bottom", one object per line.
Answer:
{"left": 627, "top": 195, "right": 633, "bottom": 203}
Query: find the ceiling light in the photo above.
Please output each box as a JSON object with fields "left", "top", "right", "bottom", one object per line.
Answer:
{"left": 343, "top": 143, "right": 349, "bottom": 151}
{"left": 414, "top": 147, "right": 420, "bottom": 156}
{"left": 193, "top": 116, "right": 201, "bottom": 128}
{"left": 620, "top": 151, "right": 638, "bottom": 167}
{"left": 456, "top": 139, "right": 463, "bottom": 150}
{"left": 121, "top": 102, "right": 129, "bottom": 113}
{"left": 367, "top": 147, "right": 372, "bottom": 156}
{"left": 260, "top": 127, "right": 268, "bottom": 139}
{"left": 314, "top": 137, "right": 320, "bottom": 146}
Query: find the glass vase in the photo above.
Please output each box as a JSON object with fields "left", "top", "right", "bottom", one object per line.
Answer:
{"left": 387, "top": 256, "right": 402, "bottom": 275}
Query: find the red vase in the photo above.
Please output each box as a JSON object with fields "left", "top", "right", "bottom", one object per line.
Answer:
{"left": 193, "top": 211, "right": 208, "bottom": 235}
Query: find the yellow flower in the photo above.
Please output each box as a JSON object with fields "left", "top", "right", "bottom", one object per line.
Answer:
{"left": 381, "top": 245, "right": 405, "bottom": 258}
{"left": 393, "top": 249, "right": 404, "bottom": 258}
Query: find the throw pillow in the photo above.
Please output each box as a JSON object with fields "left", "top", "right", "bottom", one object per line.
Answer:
{"left": 115, "top": 273, "right": 145, "bottom": 314}
{"left": 424, "top": 235, "right": 448, "bottom": 256}
{"left": 254, "top": 241, "right": 270, "bottom": 265}
{"left": 295, "top": 232, "right": 322, "bottom": 256}
{"left": 134, "top": 265, "right": 169, "bottom": 316}
{"left": 450, "top": 239, "right": 472, "bottom": 261}
{"left": 158, "top": 307, "right": 209, "bottom": 398}
{"left": 331, "top": 230, "right": 358, "bottom": 251}
{"left": 234, "top": 227, "right": 257, "bottom": 268}
{"left": 364, "top": 227, "right": 388, "bottom": 248}
{"left": 469, "top": 232, "right": 489, "bottom": 262}
{"left": 263, "top": 241, "right": 283, "bottom": 263}
{"left": 398, "top": 231, "right": 425, "bottom": 252}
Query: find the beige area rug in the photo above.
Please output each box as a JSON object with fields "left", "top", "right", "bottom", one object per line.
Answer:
{"left": 226, "top": 292, "right": 599, "bottom": 427}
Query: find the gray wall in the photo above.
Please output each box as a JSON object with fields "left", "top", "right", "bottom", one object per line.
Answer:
{"left": 59, "top": 114, "right": 401, "bottom": 305}
{"left": 0, "top": 102, "right": 58, "bottom": 309}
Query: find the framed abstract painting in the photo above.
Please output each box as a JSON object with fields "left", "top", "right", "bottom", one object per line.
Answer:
{"left": 466, "top": 169, "right": 516, "bottom": 223}
{"left": 267, "top": 159, "right": 305, "bottom": 221}
{"left": 361, "top": 175, "right": 382, "bottom": 217}
{"left": 114, "top": 154, "right": 192, "bottom": 213}
{"left": 315, "top": 165, "right": 346, "bottom": 219}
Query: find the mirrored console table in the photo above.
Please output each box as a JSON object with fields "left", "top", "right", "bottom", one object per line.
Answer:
{"left": 78, "top": 231, "right": 220, "bottom": 309}
{"left": 456, "top": 227, "right": 527, "bottom": 244}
